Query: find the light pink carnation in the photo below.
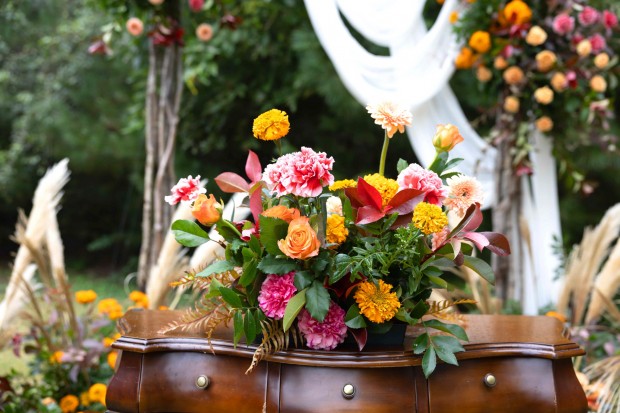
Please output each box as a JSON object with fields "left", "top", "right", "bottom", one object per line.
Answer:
{"left": 552, "top": 14, "right": 575, "bottom": 35}
{"left": 589, "top": 34, "right": 606, "bottom": 54}
{"left": 603, "top": 10, "right": 618, "bottom": 29}
{"left": 443, "top": 175, "right": 484, "bottom": 216}
{"left": 397, "top": 163, "right": 446, "bottom": 206}
{"left": 258, "top": 272, "right": 297, "bottom": 320}
{"left": 297, "top": 302, "right": 347, "bottom": 350}
{"left": 263, "top": 147, "right": 334, "bottom": 198}
{"left": 578, "top": 6, "right": 599, "bottom": 26}
{"left": 164, "top": 175, "right": 206, "bottom": 205}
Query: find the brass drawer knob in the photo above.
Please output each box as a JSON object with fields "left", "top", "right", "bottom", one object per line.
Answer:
{"left": 195, "top": 375, "right": 210, "bottom": 389}
{"left": 342, "top": 383, "right": 356, "bottom": 399}
{"left": 483, "top": 373, "right": 497, "bottom": 387}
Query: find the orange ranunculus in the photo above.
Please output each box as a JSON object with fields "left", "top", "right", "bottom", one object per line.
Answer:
{"left": 535, "top": 116, "right": 554, "bottom": 133}
{"left": 534, "top": 86, "right": 554, "bottom": 105}
{"left": 455, "top": 47, "right": 476, "bottom": 69}
{"left": 525, "top": 25, "right": 547, "bottom": 46}
{"left": 476, "top": 65, "right": 492, "bottom": 82}
{"left": 590, "top": 75, "right": 607, "bottom": 93}
{"left": 551, "top": 72, "right": 567, "bottom": 92}
{"left": 536, "top": 50, "right": 557, "bottom": 72}
{"left": 502, "top": 0, "right": 532, "bottom": 25}
{"left": 494, "top": 56, "right": 508, "bottom": 70}
{"left": 277, "top": 217, "right": 321, "bottom": 259}
{"left": 594, "top": 53, "right": 609, "bottom": 69}
{"left": 468, "top": 31, "right": 491, "bottom": 53}
{"left": 192, "top": 193, "right": 222, "bottom": 226}
{"left": 432, "top": 124, "right": 464, "bottom": 153}
{"left": 503, "top": 96, "right": 520, "bottom": 113}
{"left": 503, "top": 66, "right": 524, "bottom": 85}
{"left": 261, "top": 205, "right": 301, "bottom": 223}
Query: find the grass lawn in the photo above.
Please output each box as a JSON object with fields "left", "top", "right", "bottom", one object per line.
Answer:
{"left": 0, "top": 267, "right": 132, "bottom": 376}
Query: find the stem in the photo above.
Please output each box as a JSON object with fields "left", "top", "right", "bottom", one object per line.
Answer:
{"left": 378, "top": 131, "right": 389, "bottom": 176}
{"left": 427, "top": 152, "right": 441, "bottom": 172}
{"left": 217, "top": 219, "right": 243, "bottom": 238}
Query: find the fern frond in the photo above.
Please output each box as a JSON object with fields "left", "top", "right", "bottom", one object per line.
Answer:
{"left": 426, "top": 299, "right": 477, "bottom": 315}
{"left": 245, "top": 319, "right": 302, "bottom": 374}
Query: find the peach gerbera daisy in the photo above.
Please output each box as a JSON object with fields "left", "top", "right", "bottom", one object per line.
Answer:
{"left": 366, "top": 101, "right": 413, "bottom": 138}
{"left": 443, "top": 175, "right": 484, "bottom": 216}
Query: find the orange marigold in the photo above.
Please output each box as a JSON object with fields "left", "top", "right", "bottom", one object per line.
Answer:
{"left": 354, "top": 280, "right": 400, "bottom": 323}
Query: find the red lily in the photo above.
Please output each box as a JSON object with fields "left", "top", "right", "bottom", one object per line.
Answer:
{"left": 345, "top": 177, "right": 425, "bottom": 225}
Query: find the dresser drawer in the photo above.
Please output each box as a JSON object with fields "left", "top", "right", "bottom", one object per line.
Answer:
{"left": 279, "top": 364, "right": 418, "bottom": 413}
{"left": 138, "top": 352, "right": 267, "bottom": 413}
{"left": 428, "top": 357, "right": 556, "bottom": 413}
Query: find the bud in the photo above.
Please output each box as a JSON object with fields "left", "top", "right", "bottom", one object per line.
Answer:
{"left": 192, "top": 194, "right": 222, "bottom": 226}
{"left": 432, "top": 124, "right": 464, "bottom": 153}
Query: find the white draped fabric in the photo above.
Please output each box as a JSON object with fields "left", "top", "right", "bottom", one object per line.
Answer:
{"left": 304, "top": 0, "right": 562, "bottom": 313}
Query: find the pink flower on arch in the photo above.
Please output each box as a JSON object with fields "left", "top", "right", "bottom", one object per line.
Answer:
{"left": 589, "top": 34, "right": 606, "bottom": 54}
{"left": 397, "top": 163, "right": 446, "bottom": 206}
{"left": 164, "top": 175, "right": 206, "bottom": 205}
{"left": 297, "top": 302, "right": 347, "bottom": 350}
{"left": 258, "top": 272, "right": 297, "bottom": 320}
{"left": 263, "top": 147, "right": 334, "bottom": 198}
{"left": 603, "top": 10, "right": 618, "bottom": 29}
{"left": 578, "top": 6, "right": 599, "bottom": 26}
{"left": 552, "top": 14, "right": 574, "bottom": 35}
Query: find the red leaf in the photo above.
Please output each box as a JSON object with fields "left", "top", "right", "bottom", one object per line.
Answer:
{"left": 348, "top": 328, "right": 368, "bottom": 351}
{"left": 344, "top": 187, "right": 364, "bottom": 209}
{"left": 214, "top": 172, "right": 250, "bottom": 193}
{"left": 356, "top": 206, "right": 387, "bottom": 225}
{"left": 389, "top": 188, "right": 425, "bottom": 215}
{"left": 249, "top": 187, "right": 263, "bottom": 224}
{"left": 462, "top": 203, "right": 483, "bottom": 232}
{"left": 245, "top": 150, "right": 263, "bottom": 184}
{"left": 356, "top": 178, "right": 383, "bottom": 211}
{"left": 461, "top": 231, "right": 490, "bottom": 251}
{"left": 478, "top": 232, "right": 511, "bottom": 256}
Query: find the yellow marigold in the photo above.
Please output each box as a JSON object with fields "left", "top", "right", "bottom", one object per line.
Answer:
{"left": 102, "top": 333, "right": 120, "bottom": 347}
{"left": 449, "top": 11, "right": 459, "bottom": 24}
{"left": 502, "top": 0, "right": 532, "bottom": 25}
{"left": 326, "top": 214, "right": 348, "bottom": 245}
{"left": 455, "top": 47, "right": 476, "bottom": 69}
{"left": 329, "top": 179, "right": 357, "bottom": 191}
{"left": 98, "top": 298, "right": 124, "bottom": 320}
{"left": 363, "top": 173, "right": 399, "bottom": 207}
{"left": 354, "top": 280, "right": 401, "bottom": 323}
{"left": 129, "top": 290, "right": 149, "bottom": 308}
{"left": 75, "top": 289, "right": 97, "bottom": 304}
{"left": 59, "top": 394, "right": 79, "bottom": 413}
{"left": 412, "top": 202, "right": 448, "bottom": 235}
{"left": 252, "top": 109, "right": 290, "bottom": 141}
{"left": 50, "top": 350, "right": 64, "bottom": 364}
{"left": 468, "top": 31, "right": 491, "bottom": 54}
{"left": 80, "top": 392, "right": 90, "bottom": 407}
{"left": 88, "top": 383, "right": 107, "bottom": 406}
{"left": 107, "top": 351, "right": 119, "bottom": 370}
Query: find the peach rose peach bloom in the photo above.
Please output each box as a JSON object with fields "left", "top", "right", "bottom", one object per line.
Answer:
{"left": 277, "top": 217, "right": 321, "bottom": 259}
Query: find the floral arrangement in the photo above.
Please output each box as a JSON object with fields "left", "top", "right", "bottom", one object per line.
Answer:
{"left": 165, "top": 104, "right": 509, "bottom": 377}
{"left": 452, "top": 0, "right": 619, "bottom": 183}
{"left": 1, "top": 289, "right": 147, "bottom": 413}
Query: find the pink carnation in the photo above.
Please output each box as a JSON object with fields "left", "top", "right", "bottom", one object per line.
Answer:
{"left": 589, "top": 34, "right": 606, "bottom": 54}
{"left": 164, "top": 175, "right": 206, "bottom": 205}
{"left": 297, "top": 302, "right": 347, "bottom": 350}
{"left": 552, "top": 14, "right": 575, "bottom": 35}
{"left": 603, "top": 10, "right": 618, "bottom": 29}
{"left": 578, "top": 6, "right": 599, "bottom": 26}
{"left": 188, "top": 0, "right": 204, "bottom": 12}
{"left": 258, "top": 272, "right": 297, "bottom": 320}
{"left": 397, "top": 163, "right": 446, "bottom": 206}
{"left": 263, "top": 147, "right": 334, "bottom": 198}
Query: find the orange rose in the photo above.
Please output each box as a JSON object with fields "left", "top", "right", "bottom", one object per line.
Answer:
{"left": 535, "top": 116, "right": 554, "bottom": 132}
{"left": 476, "top": 65, "right": 492, "bottom": 82}
{"left": 192, "top": 194, "right": 222, "bottom": 226}
{"left": 503, "top": 96, "right": 520, "bottom": 113}
{"left": 526, "top": 25, "right": 547, "bottom": 46}
{"left": 535, "top": 50, "right": 556, "bottom": 72}
{"left": 502, "top": 0, "right": 532, "bottom": 25}
{"left": 432, "top": 124, "right": 464, "bottom": 153}
{"left": 455, "top": 47, "right": 476, "bottom": 69}
{"left": 494, "top": 56, "right": 508, "bottom": 70}
{"left": 503, "top": 66, "right": 524, "bottom": 85}
{"left": 576, "top": 40, "right": 592, "bottom": 57}
{"left": 534, "top": 86, "right": 554, "bottom": 105}
{"left": 594, "top": 53, "right": 609, "bottom": 69}
{"left": 261, "top": 205, "right": 301, "bottom": 223}
{"left": 590, "top": 75, "right": 607, "bottom": 93}
{"left": 468, "top": 31, "right": 491, "bottom": 53}
{"left": 550, "top": 72, "right": 567, "bottom": 92}
{"left": 277, "top": 217, "right": 321, "bottom": 259}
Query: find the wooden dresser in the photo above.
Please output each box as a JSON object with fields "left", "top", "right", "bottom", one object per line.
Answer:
{"left": 106, "top": 309, "right": 587, "bottom": 413}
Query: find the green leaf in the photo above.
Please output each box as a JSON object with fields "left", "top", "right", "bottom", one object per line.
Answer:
{"left": 205, "top": 278, "right": 224, "bottom": 298}
{"left": 426, "top": 275, "right": 448, "bottom": 289}
{"left": 410, "top": 300, "right": 429, "bottom": 319}
{"left": 171, "top": 219, "right": 210, "bottom": 247}
{"left": 248, "top": 234, "right": 262, "bottom": 255}
{"left": 219, "top": 287, "right": 243, "bottom": 308}
{"left": 344, "top": 304, "right": 367, "bottom": 329}
{"left": 239, "top": 258, "right": 258, "bottom": 287}
{"left": 461, "top": 255, "right": 495, "bottom": 285}
{"left": 423, "top": 319, "right": 469, "bottom": 341}
{"left": 244, "top": 310, "right": 257, "bottom": 344}
{"left": 422, "top": 346, "right": 437, "bottom": 378}
{"left": 294, "top": 270, "right": 314, "bottom": 290}
{"left": 412, "top": 333, "right": 429, "bottom": 355}
{"left": 196, "top": 260, "right": 235, "bottom": 277}
{"left": 257, "top": 255, "right": 298, "bottom": 274}
{"left": 305, "top": 280, "right": 331, "bottom": 322}
{"left": 283, "top": 289, "right": 307, "bottom": 332}
{"left": 233, "top": 311, "right": 244, "bottom": 347}
{"left": 258, "top": 216, "right": 290, "bottom": 256}
{"left": 432, "top": 335, "right": 465, "bottom": 354}
{"left": 397, "top": 158, "right": 409, "bottom": 174}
